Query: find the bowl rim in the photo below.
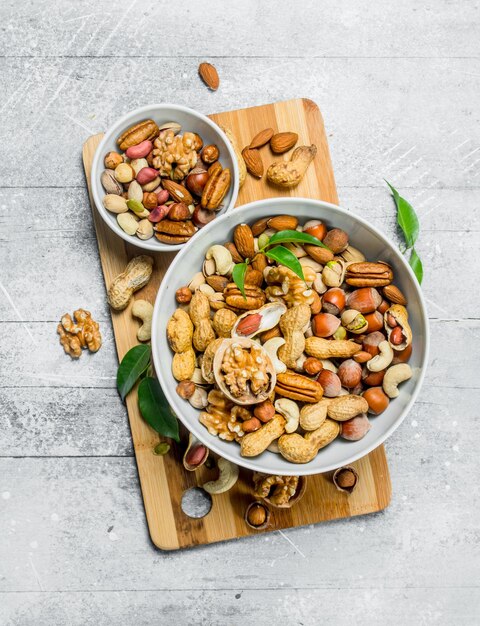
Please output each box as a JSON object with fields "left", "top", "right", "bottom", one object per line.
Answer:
{"left": 90, "top": 103, "right": 240, "bottom": 252}
{"left": 152, "top": 197, "right": 430, "bottom": 475}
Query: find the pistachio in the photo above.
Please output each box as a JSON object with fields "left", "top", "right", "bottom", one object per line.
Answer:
{"left": 117, "top": 212, "right": 139, "bottom": 235}
{"left": 101, "top": 169, "right": 123, "bottom": 195}
{"left": 136, "top": 219, "right": 154, "bottom": 240}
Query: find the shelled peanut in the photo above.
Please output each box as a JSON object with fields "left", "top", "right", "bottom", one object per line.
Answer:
{"left": 101, "top": 119, "right": 232, "bottom": 244}
{"left": 166, "top": 215, "right": 414, "bottom": 464}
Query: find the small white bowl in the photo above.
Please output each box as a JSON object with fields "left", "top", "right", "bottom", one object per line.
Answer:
{"left": 152, "top": 198, "right": 429, "bottom": 475}
{"left": 91, "top": 104, "right": 239, "bottom": 252}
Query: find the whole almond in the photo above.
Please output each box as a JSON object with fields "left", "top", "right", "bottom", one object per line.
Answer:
{"left": 383, "top": 284, "right": 407, "bottom": 305}
{"left": 267, "top": 215, "right": 298, "bottom": 230}
{"left": 234, "top": 223, "right": 255, "bottom": 258}
{"left": 162, "top": 180, "right": 194, "bottom": 205}
{"left": 251, "top": 217, "right": 269, "bottom": 236}
{"left": 198, "top": 62, "right": 219, "bottom": 90}
{"left": 250, "top": 128, "right": 274, "bottom": 149}
{"left": 242, "top": 147, "right": 263, "bottom": 178}
{"left": 270, "top": 132, "right": 298, "bottom": 154}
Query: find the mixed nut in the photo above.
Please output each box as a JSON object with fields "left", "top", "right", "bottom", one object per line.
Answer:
{"left": 167, "top": 214, "right": 414, "bottom": 464}
{"left": 101, "top": 119, "right": 232, "bottom": 244}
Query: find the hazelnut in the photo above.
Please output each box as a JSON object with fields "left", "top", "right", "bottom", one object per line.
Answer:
{"left": 364, "top": 311, "right": 384, "bottom": 333}
{"left": 322, "top": 288, "right": 346, "bottom": 315}
{"left": 346, "top": 288, "right": 382, "bottom": 314}
{"left": 362, "top": 367, "right": 385, "bottom": 387}
{"left": 176, "top": 286, "right": 192, "bottom": 304}
{"left": 337, "top": 359, "right": 362, "bottom": 388}
{"left": 186, "top": 167, "right": 209, "bottom": 196}
{"left": 318, "top": 369, "right": 342, "bottom": 397}
{"left": 362, "top": 331, "right": 386, "bottom": 356}
{"left": 201, "top": 144, "right": 220, "bottom": 164}
{"left": 312, "top": 312, "right": 341, "bottom": 338}
{"left": 142, "top": 192, "right": 158, "bottom": 209}
{"left": 340, "top": 414, "right": 371, "bottom": 441}
{"left": 333, "top": 467, "right": 358, "bottom": 493}
{"left": 378, "top": 299, "right": 390, "bottom": 314}
{"left": 363, "top": 387, "right": 390, "bottom": 414}
{"left": 104, "top": 151, "right": 123, "bottom": 169}
{"left": 176, "top": 380, "right": 195, "bottom": 399}
{"left": 168, "top": 202, "right": 191, "bottom": 221}
{"left": 323, "top": 228, "right": 349, "bottom": 253}
{"left": 245, "top": 502, "right": 270, "bottom": 529}
{"left": 392, "top": 343, "right": 412, "bottom": 364}
{"left": 303, "top": 220, "right": 327, "bottom": 241}
{"left": 304, "top": 357, "right": 323, "bottom": 376}
{"left": 353, "top": 350, "right": 373, "bottom": 364}
{"left": 253, "top": 400, "right": 275, "bottom": 422}
{"left": 310, "top": 291, "right": 322, "bottom": 315}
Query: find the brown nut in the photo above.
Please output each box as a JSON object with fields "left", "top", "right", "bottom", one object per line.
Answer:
{"left": 337, "top": 359, "right": 362, "bottom": 389}
{"left": 104, "top": 151, "right": 123, "bottom": 169}
{"left": 346, "top": 262, "right": 393, "bottom": 287}
{"left": 242, "top": 147, "right": 264, "bottom": 178}
{"left": 201, "top": 144, "right": 220, "bottom": 164}
{"left": 117, "top": 119, "right": 159, "bottom": 151}
{"left": 186, "top": 166, "right": 209, "bottom": 196}
{"left": 353, "top": 350, "right": 373, "bottom": 364}
{"left": 333, "top": 467, "right": 358, "bottom": 493}
{"left": 346, "top": 288, "right": 382, "bottom": 314}
{"left": 142, "top": 192, "right": 158, "bottom": 209}
{"left": 201, "top": 167, "right": 231, "bottom": 210}
{"left": 176, "top": 380, "right": 195, "bottom": 399}
{"left": 251, "top": 217, "right": 270, "bottom": 237}
{"left": 303, "top": 357, "right": 323, "bottom": 376}
{"left": 312, "top": 313, "right": 341, "bottom": 338}
{"left": 253, "top": 400, "right": 276, "bottom": 423}
{"left": 162, "top": 179, "right": 194, "bottom": 205}
{"left": 323, "top": 228, "right": 349, "bottom": 253}
{"left": 234, "top": 223, "right": 255, "bottom": 258}
{"left": 340, "top": 414, "right": 372, "bottom": 441}
{"left": 362, "top": 387, "right": 390, "bottom": 414}
{"left": 364, "top": 311, "right": 384, "bottom": 333}
{"left": 270, "top": 132, "right": 298, "bottom": 154}
{"left": 304, "top": 244, "right": 334, "bottom": 265}
{"left": 392, "top": 343, "right": 413, "bottom": 364}
{"left": 168, "top": 202, "right": 191, "bottom": 221}
{"left": 317, "top": 369, "right": 342, "bottom": 397}
{"left": 362, "top": 331, "right": 386, "bottom": 356}
{"left": 322, "top": 288, "right": 346, "bottom": 315}
{"left": 249, "top": 128, "right": 274, "bottom": 149}
{"left": 383, "top": 284, "right": 408, "bottom": 305}
{"left": 267, "top": 215, "right": 298, "bottom": 230}
{"left": 362, "top": 367, "right": 385, "bottom": 387}
{"left": 245, "top": 501, "right": 270, "bottom": 530}
{"left": 176, "top": 286, "right": 193, "bottom": 304}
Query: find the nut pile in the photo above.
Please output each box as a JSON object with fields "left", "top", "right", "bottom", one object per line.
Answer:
{"left": 101, "top": 119, "right": 232, "bottom": 244}
{"left": 167, "top": 215, "right": 414, "bottom": 464}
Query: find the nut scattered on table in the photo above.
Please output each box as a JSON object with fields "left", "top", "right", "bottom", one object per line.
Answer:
{"left": 57, "top": 309, "right": 102, "bottom": 358}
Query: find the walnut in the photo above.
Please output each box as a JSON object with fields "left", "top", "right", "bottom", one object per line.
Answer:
{"left": 57, "top": 309, "right": 102, "bottom": 358}
{"left": 265, "top": 266, "right": 316, "bottom": 308}
{"left": 152, "top": 129, "right": 198, "bottom": 180}
{"left": 221, "top": 342, "right": 269, "bottom": 398}
{"left": 253, "top": 473, "right": 299, "bottom": 506}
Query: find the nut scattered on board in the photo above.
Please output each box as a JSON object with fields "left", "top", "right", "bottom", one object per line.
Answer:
{"left": 107, "top": 255, "right": 154, "bottom": 311}
{"left": 245, "top": 501, "right": 270, "bottom": 530}
{"left": 270, "top": 131, "right": 298, "bottom": 154}
{"left": 249, "top": 128, "right": 274, "bottom": 149}
{"left": 167, "top": 213, "right": 414, "bottom": 465}
{"left": 253, "top": 473, "right": 305, "bottom": 507}
{"left": 242, "top": 147, "right": 264, "bottom": 178}
{"left": 333, "top": 466, "right": 359, "bottom": 493}
{"left": 267, "top": 145, "right": 317, "bottom": 188}
{"left": 57, "top": 309, "right": 102, "bottom": 358}
{"left": 131, "top": 299, "right": 153, "bottom": 341}
{"left": 198, "top": 62, "right": 220, "bottom": 90}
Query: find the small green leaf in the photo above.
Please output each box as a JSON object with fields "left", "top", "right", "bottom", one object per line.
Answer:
{"left": 138, "top": 377, "right": 180, "bottom": 442}
{"left": 232, "top": 262, "right": 248, "bottom": 298}
{"left": 409, "top": 247, "right": 424, "bottom": 284}
{"left": 265, "top": 245, "right": 305, "bottom": 281}
{"left": 267, "top": 229, "right": 330, "bottom": 250}
{"left": 117, "top": 344, "right": 151, "bottom": 401}
{"left": 385, "top": 180, "right": 419, "bottom": 248}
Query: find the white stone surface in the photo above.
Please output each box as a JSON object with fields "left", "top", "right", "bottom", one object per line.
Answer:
{"left": 1, "top": 1, "right": 479, "bottom": 624}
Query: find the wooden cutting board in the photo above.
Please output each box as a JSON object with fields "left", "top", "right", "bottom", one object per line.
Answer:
{"left": 82, "top": 98, "right": 391, "bottom": 550}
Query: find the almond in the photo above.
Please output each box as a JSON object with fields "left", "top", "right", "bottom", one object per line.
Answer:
{"left": 267, "top": 215, "right": 298, "bottom": 230}
{"left": 242, "top": 147, "right": 263, "bottom": 178}
{"left": 383, "top": 284, "right": 407, "bottom": 305}
{"left": 249, "top": 128, "right": 274, "bottom": 149}
{"left": 233, "top": 223, "right": 255, "bottom": 259}
{"left": 251, "top": 217, "right": 269, "bottom": 237}
{"left": 198, "top": 62, "right": 219, "bottom": 90}
{"left": 162, "top": 180, "right": 193, "bottom": 205}
{"left": 270, "top": 132, "right": 298, "bottom": 154}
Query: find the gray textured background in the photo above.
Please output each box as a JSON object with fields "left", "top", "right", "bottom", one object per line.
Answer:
{"left": 0, "top": 1, "right": 479, "bottom": 624}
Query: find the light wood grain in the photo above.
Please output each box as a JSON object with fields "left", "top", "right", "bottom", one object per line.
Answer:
{"left": 81, "top": 99, "right": 391, "bottom": 550}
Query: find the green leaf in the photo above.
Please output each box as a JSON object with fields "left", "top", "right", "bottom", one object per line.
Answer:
{"left": 265, "top": 245, "right": 305, "bottom": 281}
{"left": 267, "top": 229, "right": 330, "bottom": 250}
{"left": 409, "top": 247, "right": 424, "bottom": 284}
{"left": 117, "top": 344, "right": 151, "bottom": 401}
{"left": 232, "top": 262, "right": 248, "bottom": 298}
{"left": 385, "top": 180, "right": 419, "bottom": 248}
{"left": 138, "top": 377, "right": 180, "bottom": 442}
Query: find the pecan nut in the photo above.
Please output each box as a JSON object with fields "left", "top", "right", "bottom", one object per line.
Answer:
{"left": 346, "top": 262, "right": 393, "bottom": 287}
{"left": 275, "top": 371, "right": 324, "bottom": 403}
{"left": 201, "top": 166, "right": 231, "bottom": 210}
{"left": 117, "top": 119, "right": 159, "bottom": 151}
{"left": 154, "top": 219, "right": 196, "bottom": 244}
{"left": 224, "top": 283, "right": 266, "bottom": 310}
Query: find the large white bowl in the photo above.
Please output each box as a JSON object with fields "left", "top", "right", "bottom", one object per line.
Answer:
{"left": 152, "top": 198, "right": 429, "bottom": 475}
{"left": 91, "top": 104, "right": 239, "bottom": 252}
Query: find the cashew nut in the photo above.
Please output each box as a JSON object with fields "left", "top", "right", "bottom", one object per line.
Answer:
{"left": 367, "top": 340, "right": 394, "bottom": 372}
{"left": 262, "top": 337, "right": 287, "bottom": 374}
{"left": 383, "top": 363, "right": 413, "bottom": 398}
{"left": 205, "top": 245, "right": 234, "bottom": 276}
{"left": 131, "top": 299, "right": 153, "bottom": 342}
{"left": 202, "top": 457, "right": 239, "bottom": 494}
{"left": 188, "top": 272, "right": 206, "bottom": 292}
{"left": 274, "top": 398, "right": 300, "bottom": 433}
{"left": 188, "top": 386, "right": 208, "bottom": 409}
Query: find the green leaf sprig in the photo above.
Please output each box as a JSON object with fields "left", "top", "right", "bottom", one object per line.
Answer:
{"left": 385, "top": 181, "right": 423, "bottom": 284}
{"left": 116, "top": 345, "right": 180, "bottom": 442}
{"left": 232, "top": 229, "right": 330, "bottom": 297}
